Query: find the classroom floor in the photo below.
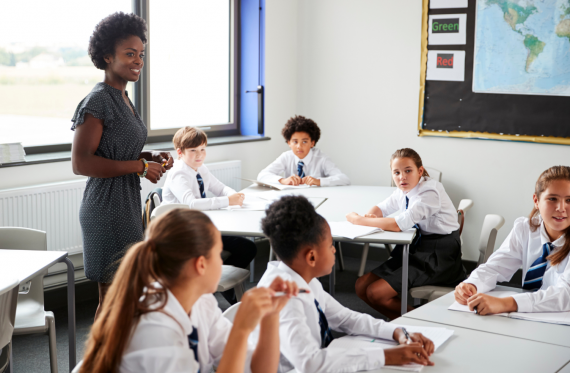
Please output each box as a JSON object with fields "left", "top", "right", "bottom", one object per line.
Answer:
{"left": 10, "top": 241, "right": 390, "bottom": 373}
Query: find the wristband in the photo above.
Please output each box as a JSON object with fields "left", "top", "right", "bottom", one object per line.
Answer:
{"left": 138, "top": 158, "right": 148, "bottom": 178}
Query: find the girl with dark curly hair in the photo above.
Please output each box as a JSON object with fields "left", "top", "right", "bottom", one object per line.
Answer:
{"left": 70, "top": 12, "right": 174, "bottom": 320}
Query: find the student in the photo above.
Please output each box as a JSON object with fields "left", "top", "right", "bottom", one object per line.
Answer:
{"left": 348, "top": 148, "right": 465, "bottom": 320}
{"left": 162, "top": 126, "right": 257, "bottom": 304}
{"left": 455, "top": 166, "right": 570, "bottom": 315}
{"left": 257, "top": 115, "right": 350, "bottom": 187}
{"left": 250, "top": 195, "right": 434, "bottom": 373}
{"left": 77, "top": 209, "right": 298, "bottom": 373}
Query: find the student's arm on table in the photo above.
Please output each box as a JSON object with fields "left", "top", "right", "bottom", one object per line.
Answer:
{"left": 169, "top": 173, "right": 229, "bottom": 210}
{"left": 317, "top": 158, "right": 350, "bottom": 187}
{"left": 257, "top": 154, "right": 287, "bottom": 184}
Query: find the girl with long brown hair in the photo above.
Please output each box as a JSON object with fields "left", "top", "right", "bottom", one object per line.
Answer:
{"left": 76, "top": 208, "right": 298, "bottom": 373}
{"left": 348, "top": 148, "right": 466, "bottom": 320}
{"left": 456, "top": 165, "right": 570, "bottom": 315}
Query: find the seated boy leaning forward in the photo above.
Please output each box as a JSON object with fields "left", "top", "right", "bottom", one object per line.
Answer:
{"left": 162, "top": 126, "right": 257, "bottom": 305}
{"left": 257, "top": 115, "right": 350, "bottom": 187}
{"left": 249, "top": 195, "right": 434, "bottom": 373}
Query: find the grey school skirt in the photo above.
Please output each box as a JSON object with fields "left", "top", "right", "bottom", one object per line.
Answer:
{"left": 371, "top": 229, "right": 466, "bottom": 293}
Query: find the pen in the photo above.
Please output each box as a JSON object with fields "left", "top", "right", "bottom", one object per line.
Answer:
{"left": 273, "top": 289, "right": 309, "bottom": 297}
{"left": 474, "top": 306, "right": 478, "bottom": 315}
{"left": 401, "top": 327, "right": 412, "bottom": 344}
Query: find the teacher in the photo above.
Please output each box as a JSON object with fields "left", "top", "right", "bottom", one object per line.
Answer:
{"left": 70, "top": 12, "right": 173, "bottom": 319}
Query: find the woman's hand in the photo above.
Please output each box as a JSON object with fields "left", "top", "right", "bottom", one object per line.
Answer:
{"left": 266, "top": 276, "right": 300, "bottom": 316}
{"left": 302, "top": 176, "right": 321, "bottom": 186}
{"left": 232, "top": 287, "right": 275, "bottom": 333}
{"left": 346, "top": 212, "right": 362, "bottom": 224}
{"left": 279, "top": 176, "right": 302, "bottom": 186}
{"left": 467, "top": 294, "right": 518, "bottom": 315}
{"left": 393, "top": 330, "right": 434, "bottom": 356}
{"left": 454, "top": 282, "right": 477, "bottom": 305}
{"left": 145, "top": 162, "right": 165, "bottom": 183}
{"left": 151, "top": 151, "right": 174, "bottom": 170}
{"left": 384, "top": 344, "right": 434, "bottom": 366}
{"left": 228, "top": 193, "right": 245, "bottom": 206}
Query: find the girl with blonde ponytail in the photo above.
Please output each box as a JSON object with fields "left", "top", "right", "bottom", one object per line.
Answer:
{"left": 76, "top": 208, "right": 298, "bottom": 373}
{"left": 456, "top": 166, "right": 570, "bottom": 315}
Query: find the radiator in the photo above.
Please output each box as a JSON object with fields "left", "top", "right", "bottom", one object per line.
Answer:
{"left": 0, "top": 159, "right": 242, "bottom": 256}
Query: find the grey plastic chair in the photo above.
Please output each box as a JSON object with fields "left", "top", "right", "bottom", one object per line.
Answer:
{"left": 409, "top": 214, "right": 506, "bottom": 302}
{"left": 0, "top": 228, "right": 58, "bottom": 373}
{"left": 0, "top": 278, "right": 19, "bottom": 373}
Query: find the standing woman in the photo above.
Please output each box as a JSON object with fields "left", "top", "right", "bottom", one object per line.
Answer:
{"left": 71, "top": 12, "right": 173, "bottom": 319}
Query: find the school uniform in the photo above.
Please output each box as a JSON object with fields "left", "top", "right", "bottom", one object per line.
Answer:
{"left": 249, "top": 261, "right": 399, "bottom": 373}
{"left": 121, "top": 291, "right": 253, "bottom": 373}
{"left": 162, "top": 160, "right": 257, "bottom": 303}
{"left": 257, "top": 148, "right": 350, "bottom": 186}
{"left": 372, "top": 176, "right": 466, "bottom": 292}
{"left": 464, "top": 216, "right": 570, "bottom": 312}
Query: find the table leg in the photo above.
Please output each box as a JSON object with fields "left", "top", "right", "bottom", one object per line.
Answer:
{"left": 329, "top": 263, "right": 335, "bottom": 297}
{"left": 249, "top": 259, "right": 255, "bottom": 283}
{"left": 336, "top": 242, "right": 345, "bottom": 271}
{"left": 358, "top": 243, "right": 370, "bottom": 277}
{"left": 60, "top": 257, "right": 76, "bottom": 371}
{"left": 401, "top": 244, "right": 409, "bottom": 316}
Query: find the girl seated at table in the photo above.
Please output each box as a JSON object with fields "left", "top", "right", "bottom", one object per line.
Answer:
{"left": 77, "top": 209, "right": 297, "bottom": 373}
{"left": 347, "top": 148, "right": 466, "bottom": 319}
{"left": 455, "top": 166, "right": 570, "bottom": 315}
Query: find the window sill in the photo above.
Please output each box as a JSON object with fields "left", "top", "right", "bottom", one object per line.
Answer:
{"left": 0, "top": 135, "right": 270, "bottom": 168}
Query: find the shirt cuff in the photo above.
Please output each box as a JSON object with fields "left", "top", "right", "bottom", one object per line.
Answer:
{"left": 219, "top": 196, "right": 230, "bottom": 209}
{"left": 320, "top": 177, "right": 330, "bottom": 187}
{"left": 395, "top": 213, "right": 414, "bottom": 231}
{"left": 512, "top": 293, "right": 532, "bottom": 313}
{"left": 377, "top": 322, "right": 399, "bottom": 341}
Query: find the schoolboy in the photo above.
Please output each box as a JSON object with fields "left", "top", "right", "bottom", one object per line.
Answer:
{"left": 257, "top": 115, "right": 350, "bottom": 186}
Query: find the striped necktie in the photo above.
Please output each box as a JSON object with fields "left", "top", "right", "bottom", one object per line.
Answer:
{"left": 406, "top": 196, "right": 421, "bottom": 244}
{"left": 314, "top": 299, "right": 334, "bottom": 348}
{"left": 196, "top": 173, "right": 206, "bottom": 198}
{"left": 188, "top": 327, "right": 200, "bottom": 372}
{"left": 298, "top": 161, "right": 305, "bottom": 178}
{"left": 523, "top": 242, "right": 553, "bottom": 290}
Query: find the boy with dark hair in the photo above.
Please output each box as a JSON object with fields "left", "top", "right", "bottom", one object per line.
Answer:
{"left": 249, "top": 196, "right": 434, "bottom": 373}
{"left": 257, "top": 115, "right": 350, "bottom": 187}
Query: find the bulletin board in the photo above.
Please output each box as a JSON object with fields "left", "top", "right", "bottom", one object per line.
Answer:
{"left": 418, "top": 0, "right": 570, "bottom": 145}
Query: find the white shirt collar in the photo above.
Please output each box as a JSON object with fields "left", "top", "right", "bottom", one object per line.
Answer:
{"left": 276, "top": 261, "right": 312, "bottom": 289}
{"left": 538, "top": 218, "right": 566, "bottom": 248}
{"left": 403, "top": 176, "right": 427, "bottom": 199}
{"left": 155, "top": 288, "right": 194, "bottom": 336}
{"left": 177, "top": 159, "right": 204, "bottom": 176}
{"left": 294, "top": 148, "right": 315, "bottom": 166}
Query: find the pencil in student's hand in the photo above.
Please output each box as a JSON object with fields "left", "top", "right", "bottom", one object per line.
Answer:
{"left": 273, "top": 289, "right": 310, "bottom": 297}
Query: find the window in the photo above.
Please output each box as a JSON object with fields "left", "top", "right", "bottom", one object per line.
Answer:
{"left": 0, "top": 0, "right": 133, "bottom": 149}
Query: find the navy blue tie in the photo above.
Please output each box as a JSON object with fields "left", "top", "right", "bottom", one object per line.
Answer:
{"left": 523, "top": 243, "right": 553, "bottom": 290}
{"left": 406, "top": 196, "right": 421, "bottom": 244}
{"left": 314, "top": 299, "right": 334, "bottom": 348}
{"left": 196, "top": 173, "right": 206, "bottom": 198}
{"left": 298, "top": 161, "right": 305, "bottom": 178}
{"left": 188, "top": 327, "right": 200, "bottom": 372}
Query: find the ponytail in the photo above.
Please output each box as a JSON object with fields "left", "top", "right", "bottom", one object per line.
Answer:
{"left": 80, "top": 209, "right": 216, "bottom": 373}
{"left": 528, "top": 166, "right": 570, "bottom": 267}
{"left": 390, "top": 148, "right": 430, "bottom": 177}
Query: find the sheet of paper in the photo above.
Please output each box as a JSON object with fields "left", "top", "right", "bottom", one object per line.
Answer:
{"left": 508, "top": 311, "right": 570, "bottom": 326}
{"left": 426, "top": 50, "right": 466, "bottom": 82}
{"left": 222, "top": 195, "right": 269, "bottom": 211}
{"left": 428, "top": 14, "right": 467, "bottom": 45}
{"left": 328, "top": 221, "right": 383, "bottom": 240}
{"left": 448, "top": 290, "right": 519, "bottom": 316}
{"left": 430, "top": 0, "right": 468, "bottom": 9}
{"left": 392, "top": 325, "right": 454, "bottom": 351}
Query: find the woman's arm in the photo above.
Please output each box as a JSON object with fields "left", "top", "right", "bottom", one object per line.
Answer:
{"left": 250, "top": 314, "right": 280, "bottom": 373}
{"left": 71, "top": 113, "right": 164, "bottom": 182}
{"left": 346, "top": 213, "right": 401, "bottom": 231}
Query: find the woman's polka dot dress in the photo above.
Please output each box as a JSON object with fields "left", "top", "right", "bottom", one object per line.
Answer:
{"left": 71, "top": 82, "right": 147, "bottom": 283}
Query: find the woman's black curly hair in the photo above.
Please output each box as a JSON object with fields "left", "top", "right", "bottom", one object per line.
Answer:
{"left": 281, "top": 115, "right": 321, "bottom": 144}
{"left": 261, "top": 195, "right": 328, "bottom": 262}
{"left": 88, "top": 12, "right": 147, "bottom": 70}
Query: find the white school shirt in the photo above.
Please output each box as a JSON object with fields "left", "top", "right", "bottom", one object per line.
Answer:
{"left": 120, "top": 291, "right": 253, "bottom": 373}
{"left": 464, "top": 217, "right": 570, "bottom": 313}
{"left": 249, "top": 261, "right": 398, "bottom": 373}
{"left": 377, "top": 176, "right": 459, "bottom": 235}
{"left": 257, "top": 148, "right": 350, "bottom": 187}
{"left": 162, "top": 159, "right": 236, "bottom": 210}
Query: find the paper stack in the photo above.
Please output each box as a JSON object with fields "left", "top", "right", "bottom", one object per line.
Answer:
{"left": 328, "top": 221, "right": 383, "bottom": 239}
{"left": 0, "top": 143, "right": 26, "bottom": 164}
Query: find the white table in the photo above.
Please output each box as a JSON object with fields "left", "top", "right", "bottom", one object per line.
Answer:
{"left": 205, "top": 185, "right": 416, "bottom": 314}
{"left": 402, "top": 285, "right": 570, "bottom": 348}
{"left": 0, "top": 250, "right": 76, "bottom": 371}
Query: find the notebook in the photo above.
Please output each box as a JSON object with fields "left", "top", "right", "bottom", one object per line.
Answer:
{"left": 328, "top": 221, "right": 383, "bottom": 239}
{"left": 238, "top": 178, "right": 311, "bottom": 191}
{"left": 448, "top": 289, "right": 570, "bottom": 325}
{"left": 328, "top": 325, "right": 453, "bottom": 372}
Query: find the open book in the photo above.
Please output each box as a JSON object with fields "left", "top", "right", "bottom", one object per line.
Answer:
{"left": 239, "top": 178, "right": 311, "bottom": 191}
{"left": 328, "top": 221, "right": 383, "bottom": 240}
{"left": 448, "top": 289, "right": 570, "bottom": 326}
{"left": 328, "top": 325, "right": 453, "bottom": 372}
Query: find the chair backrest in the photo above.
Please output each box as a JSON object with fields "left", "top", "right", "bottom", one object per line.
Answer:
{"left": 456, "top": 199, "right": 474, "bottom": 237}
{"left": 222, "top": 302, "right": 241, "bottom": 323}
{"left": 389, "top": 166, "right": 442, "bottom": 187}
{"left": 0, "top": 278, "right": 19, "bottom": 350}
{"left": 477, "top": 214, "right": 506, "bottom": 266}
{"left": 150, "top": 203, "right": 189, "bottom": 221}
{"left": 0, "top": 227, "right": 47, "bottom": 252}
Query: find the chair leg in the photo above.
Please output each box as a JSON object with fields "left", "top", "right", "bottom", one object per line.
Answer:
{"left": 384, "top": 244, "right": 393, "bottom": 254}
{"left": 358, "top": 243, "right": 370, "bottom": 277}
{"left": 269, "top": 244, "right": 275, "bottom": 261}
{"left": 336, "top": 242, "right": 345, "bottom": 271}
{"left": 235, "top": 282, "right": 246, "bottom": 301}
{"left": 46, "top": 312, "right": 58, "bottom": 373}
{"left": 249, "top": 259, "right": 255, "bottom": 283}
{"left": 7, "top": 341, "right": 13, "bottom": 373}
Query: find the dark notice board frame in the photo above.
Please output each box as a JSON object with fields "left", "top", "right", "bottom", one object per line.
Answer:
{"left": 417, "top": 0, "right": 570, "bottom": 146}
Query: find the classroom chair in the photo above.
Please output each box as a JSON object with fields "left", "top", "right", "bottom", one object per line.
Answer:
{"left": 221, "top": 302, "right": 241, "bottom": 322}
{"left": 0, "top": 278, "right": 19, "bottom": 373}
{"left": 0, "top": 228, "right": 58, "bottom": 373}
{"left": 409, "top": 213, "right": 505, "bottom": 303}
{"left": 150, "top": 204, "right": 250, "bottom": 301}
